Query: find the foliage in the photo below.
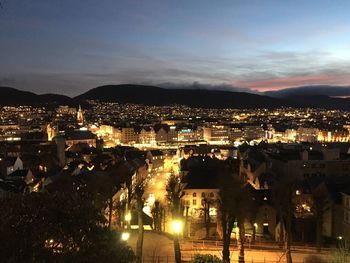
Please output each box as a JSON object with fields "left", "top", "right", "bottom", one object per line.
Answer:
{"left": 189, "top": 254, "right": 223, "bottom": 263}
{"left": 165, "top": 173, "right": 184, "bottom": 263}
{"left": 0, "top": 192, "right": 135, "bottom": 263}
{"left": 331, "top": 240, "right": 350, "bottom": 263}
{"left": 304, "top": 255, "right": 328, "bottom": 263}
{"left": 166, "top": 173, "right": 184, "bottom": 217}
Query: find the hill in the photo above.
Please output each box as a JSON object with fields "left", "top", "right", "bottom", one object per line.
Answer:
{"left": 75, "top": 84, "right": 293, "bottom": 109}
{"left": 0, "top": 87, "right": 76, "bottom": 106}
{"left": 265, "top": 85, "right": 350, "bottom": 98}
{"left": 3, "top": 84, "right": 350, "bottom": 110}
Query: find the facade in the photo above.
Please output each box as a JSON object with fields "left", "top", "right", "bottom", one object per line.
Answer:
{"left": 243, "top": 125, "right": 265, "bottom": 141}
{"left": 121, "top": 128, "right": 138, "bottom": 144}
{"left": 203, "top": 125, "right": 230, "bottom": 145}
{"left": 178, "top": 128, "right": 203, "bottom": 142}
{"left": 139, "top": 127, "right": 156, "bottom": 145}
{"left": 342, "top": 192, "right": 350, "bottom": 239}
{"left": 64, "top": 130, "right": 97, "bottom": 147}
{"left": 296, "top": 127, "right": 319, "bottom": 142}
{"left": 76, "top": 105, "right": 84, "bottom": 125}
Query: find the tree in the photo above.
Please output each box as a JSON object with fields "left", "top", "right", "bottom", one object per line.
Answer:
{"left": 218, "top": 166, "right": 234, "bottom": 263}
{"left": 273, "top": 177, "right": 295, "bottom": 263}
{"left": 0, "top": 191, "right": 135, "bottom": 262}
{"left": 190, "top": 254, "right": 223, "bottom": 263}
{"left": 202, "top": 195, "right": 215, "bottom": 238}
{"left": 311, "top": 185, "right": 329, "bottom": 251}
{"left": 151, "top": 200, "right": 164, "bottom": 231}
{"left": 133, "top": 181, "right": 146, "bottom": 263}
{"left": 129, "top": 161, "right": 148, "bottom": 263}
{"left": 166, "top": 173, "right": 185, "bottom": 263}
{"left": 217, "top": 158, "right": 251, "bottom": 263}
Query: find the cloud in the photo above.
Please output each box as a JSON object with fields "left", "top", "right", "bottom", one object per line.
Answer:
{"left": 156, "top": 81, "right": 257, "bottom": 93}
{"left": 235, "top": 72, "right": 350, "bottom": 91}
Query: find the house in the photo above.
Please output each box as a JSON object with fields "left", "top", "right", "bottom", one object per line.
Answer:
{"left": 2, "top": 156, "right": 23, "bottom": 176}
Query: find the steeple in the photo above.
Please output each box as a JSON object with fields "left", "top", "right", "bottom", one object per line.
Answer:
{"left": 77, "top": 105, "right": 84, "bottom": 125}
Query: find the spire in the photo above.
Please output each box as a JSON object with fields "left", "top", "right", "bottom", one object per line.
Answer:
{"left": 77, "top": 105, "right": 84, "bottom": 125}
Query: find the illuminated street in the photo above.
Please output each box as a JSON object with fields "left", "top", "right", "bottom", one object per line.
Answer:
{"left": 126, "top": 230, "right": 331, "bottom": 262}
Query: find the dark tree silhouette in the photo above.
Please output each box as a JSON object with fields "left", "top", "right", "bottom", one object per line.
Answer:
{"left": 166, "top": 173, "right": 185, "bottom": 263}
{"left": 0, "top": 192, "right": 135, "bottom": 262}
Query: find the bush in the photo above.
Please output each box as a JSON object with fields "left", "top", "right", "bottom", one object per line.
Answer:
{"left": 189, "top": 254, "right": 223, "bottom": 263}
{"left": 304, "top": 255, "right": 328, "bottom": 263}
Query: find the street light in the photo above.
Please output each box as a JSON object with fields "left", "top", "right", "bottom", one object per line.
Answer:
{"left": 121, "top": 232, "right": 130, "bottom": 241}
{"left": 172, "top": 219, "right": 183, "bottom": 235}
{"left": 125, "top": 212, "right": 131, "bottom": 222}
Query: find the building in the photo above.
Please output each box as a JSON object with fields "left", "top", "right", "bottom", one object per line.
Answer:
{"left": 46, "top": 123, "right": 58, "bottom": 141}
{"left": 64, "top": 130, "right": 97, "bottom": 147}
{"left": 203, "top": 125, "right": 230, "bottom": 145}
{"left": 297, "top": 127, "right": 319, "bottom": 142}
{"left": 178, "top": 127, "right": 203, "bottom": 142}
{"left": 121, "top": 127, "right": 138, "bottom": 145}
{"left": 139, "top": 127, "right": 156, "bottom": 145}
{"left": 77, "top": 105, "right": 84, "bottom": 125}
{"left": 243, "top": 125, "right": 265, "bottom": 141}
{"left": 1, "top": 156, "right": 23, "bottom": 176}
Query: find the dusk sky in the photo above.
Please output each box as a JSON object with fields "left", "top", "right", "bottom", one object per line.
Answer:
{"left": 1, "top": 0, "right": 350, "bottom": 96}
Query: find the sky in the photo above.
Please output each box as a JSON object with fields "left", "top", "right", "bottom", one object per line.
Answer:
{"left": 1, "top": 0, "right": 350, "bottom": 96}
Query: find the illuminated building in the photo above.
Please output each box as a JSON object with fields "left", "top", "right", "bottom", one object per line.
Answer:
{"left": 121, "top": 127, "right": 138, "bottom": 145}
{"left": 203, "top": 125, "right": 229, "bottom": 145}
{"left": 46, "top": 123, "right": 57, "bottom": 141}
{"left": 139, "top": 127, "right": 156, "bottom": 145}
{"left": 76, "top": 105, "right": 84, "bottom": 125}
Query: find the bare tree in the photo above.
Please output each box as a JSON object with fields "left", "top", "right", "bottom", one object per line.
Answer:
{"left": 151, "top": 200, "right": 164, "bottom": 231}
{"left": 311, "top": 185, "right": 329, "bottom": 251}
{"left": 166, "top": 173, "right": 185, "bottom": 263}
{"left": 218, "top": 162, "right": 249, "bottom": 263}
{"left": 134, "top": 181, "right": 145, "bottom": 263}
{"left": 202, "top": 195, "right": 215, "bottom": 238}
{"left": 273, "top": 177, "right": 295, "bottom": 263}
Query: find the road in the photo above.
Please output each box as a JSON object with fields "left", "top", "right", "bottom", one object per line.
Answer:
{"left": 125, "top": 231, "right": 332, "bottom": 263}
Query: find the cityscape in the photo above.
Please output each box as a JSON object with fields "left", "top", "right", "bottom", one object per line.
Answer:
{"left": 1, "top": 1, "right": 350, "bottom": 263}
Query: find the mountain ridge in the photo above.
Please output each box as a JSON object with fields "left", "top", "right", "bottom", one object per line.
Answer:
{"left": 2, "top": 84, "right": 350, "bottom": 110}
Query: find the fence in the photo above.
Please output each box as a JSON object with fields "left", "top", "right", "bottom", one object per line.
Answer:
{"left": 140, "top": 255, "right": 315, "bottom": 263}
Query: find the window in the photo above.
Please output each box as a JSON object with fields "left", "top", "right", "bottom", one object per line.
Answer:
{"left": 210, "top": 192, "right": 214, "bottom": 198}
{"left": 193, "top": 192, "right": 197, "bottom": 197}
{"left": 201, "top": 192, "right": 205, "bottom": 197}
{"left": 193, "top": 199, "right": 197, "bottom": 206}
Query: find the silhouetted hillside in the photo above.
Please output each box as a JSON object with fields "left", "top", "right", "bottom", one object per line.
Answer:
{"left": 0, "top": 87, "right": 76, "bottom": 106}
{"left": 75, "top": 84, "right": 294, "bottom": 109}
{"left": 265, "top": 85, "right": 350, "bottom": 98}
{"left": 3, "top": 84, "right": 350, "bottom": 110}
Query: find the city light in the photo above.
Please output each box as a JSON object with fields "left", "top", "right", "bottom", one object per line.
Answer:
{"left": 124, "top": 212, "right": 131, "bottom": 222}
{"left": 121, "top": 232, "right": 130, "bottom": 241}
{"left": 171, "top": 220, "right": 183, "bottom": 235}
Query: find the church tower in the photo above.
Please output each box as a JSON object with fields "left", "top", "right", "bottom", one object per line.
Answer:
{"left": 47, "top": 123, "right": 57, "bottom": 141}
{"left": 77, "top": 105, "right": 84, "bottom": 125}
